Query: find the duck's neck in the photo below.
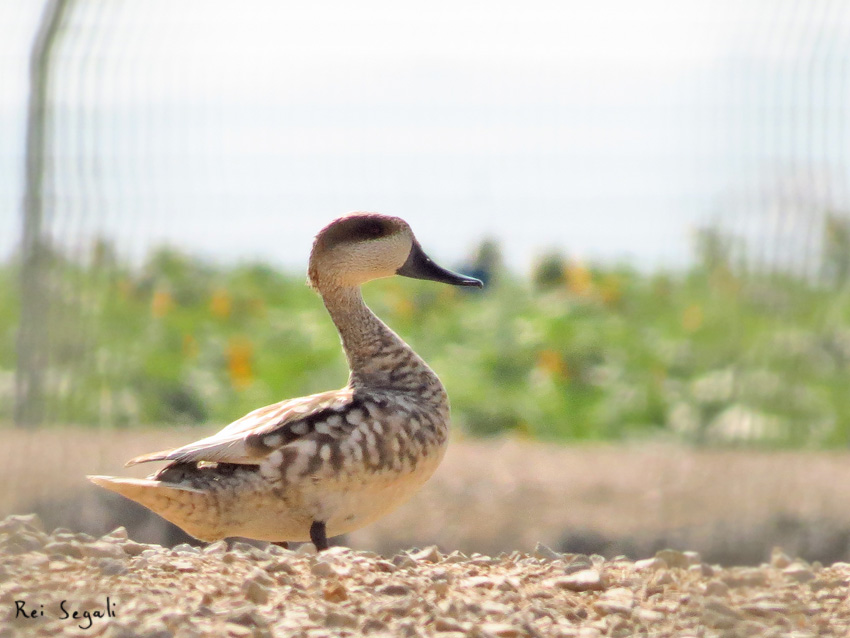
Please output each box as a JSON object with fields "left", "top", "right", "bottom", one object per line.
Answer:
{"left": 319, "top": 285, "right": 445, "bottom": 396}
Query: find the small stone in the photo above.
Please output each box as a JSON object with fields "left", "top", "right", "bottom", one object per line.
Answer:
{"left": 655, "top": 549, "right": 689, "bottom": 569}
{"left": 783, "top": 563, "right": 815, "bottom": 583}
{"left": 722, "top": 568, "right": 767, "bottom": 588}
{"left": 172, "top": 560, "right": 197, "bottom": 572}
{"left": 392, "top": 554, "right": 417, "bottom": 569}
{"left": 227, "top": 608, "right": 264, "bottom": 628}
{"left": 361, "top": 618, "right": 388, "bottom": 633}
{"left": 203, "top": 540, "right": 228, "bottom": 555}
{"left": 547, "top": 569, "right": 605, "bottom": 592}
{"left": 296, "top": 543, "right": 317, "bottom": 556}
{"left": 79, "top": 541, "right": 125, "bottom": 560}
{"left": 740, "top": 600, "right": 789, "bottom": 616}
{"left": 410, "top": 545, "right": 442, "bottom": 563}
{"left": 735, "top": 620, "right": 770, "bottom": 637}
{"left": 250, "top": 568, "right": 275, "bottom": 587}
{"left": 593, "top": 600, "right": 632, "bottom": 616}
{"left": 442, "top": 551, "right": 467, "bottom": 563}
{"left": 323, "top": 581, "right": 348, "bottom": 602}
{"left": 48, "top": 560, "right": 73, "bottom": 571}
{"left": 634, "top": 557, "right": 666, "bottom": 572}
{"left": 267, "top": 560, "right": 296, "bottom": 574}
{"left": 683, "top": 551, "right": 702, "bottom": 566}
{"left": 325, "top": 610, "right": 358, "bottom": 628}
{"left": 243, "top": 579, "right": 270, "bottom": 605}
{"left": 374, "top": 560, "right": 397, "bottom": 572}
{"left": 434, "top": 617, "right": 466, "bottom": 632}
{"left": 377, "top": 584, "right": 412, "bottom": 596}
{"left": 771, "top": 548, "right": 792, "bottom": 569}
{"left": 103, "top": 526, "right": 128, "bottom": 541}
{"left": 230, "top": 541, "right": 257, "bottom": 554}
{"left": 311, "top": 560, "right": 338, "bottom": 577}
{"left": 0, "top": 513, "right": 44, "bottom": 533}
{"left": 703, "top": 599, "right": 741, "bottom": 619}
{"left": 702, "top": 599, "right": 741, "bottom": 630}
{"left": 636, "top": 609, "right": 665, "bottom": 623}
{"left": 174, "top": 626, "right": 202, "bottom": 638}
{"left": 597, "top": 587, "right": 634, "bottom": 614}
{"left": 463, "top": 576, "right": 496, "bottom": 589}
{"left": 533, "top": 542, "right": 562, "bottom": 561}
{"left": 223, "top": 623, "right": 253, "bottom": 638}
{"left": 431, "top": 580, "right": 449, "bottom": 595}
{"left": 102, "top": 623, "right": 137, "bottom": 638}
{"left": 43, "top": 541, "right": 83, "bottom": 559}
{"left": 18, "top": 532, "right": 46, "bottom": 551}
{"left": 479, "top": 623, "right": 522, "bottom": 637}
{"left": 172, "top": 543, "right": 201, "bottom": 555}
{"left": 651, "top": 571, "right": 674, "bottom": 586}
{"left": 688, "top": 563, "right": 714, "bottom": 577}
{"left": 704, "top": 580, "right": 729, "bottom": 597}
{"left": 564, "top": 556, "right": 594, "bottom": 574}
{"left": 98, "top": 558, "right": 128, "bottom": 575}
{"left": 121, "top": 541, "right": 151, "bottom": 556}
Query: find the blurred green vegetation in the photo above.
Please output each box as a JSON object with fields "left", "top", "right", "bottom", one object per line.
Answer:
{"left": 3, "top": 228, "right": 850, "bottom": 447}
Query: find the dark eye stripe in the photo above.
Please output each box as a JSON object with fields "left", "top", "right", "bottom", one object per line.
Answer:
{"left": 319, "top": 215, "right": 393, "bottom": 250}
{"left": 346, "top": 219, "right": 386, "bottom": 242}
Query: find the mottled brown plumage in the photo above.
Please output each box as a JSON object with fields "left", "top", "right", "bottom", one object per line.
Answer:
{"left": 89, "top": 212, "right": 481, "bottom": 549}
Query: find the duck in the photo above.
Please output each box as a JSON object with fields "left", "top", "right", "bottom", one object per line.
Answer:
{"left": 88, "top": 212, "right": 482, "bottom": 551}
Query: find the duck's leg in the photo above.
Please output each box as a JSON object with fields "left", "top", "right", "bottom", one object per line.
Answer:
{"left": 310, "top": 521, "right": 328, "bottom": 551}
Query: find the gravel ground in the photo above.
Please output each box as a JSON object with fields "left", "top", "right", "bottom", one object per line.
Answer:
{"left": 2, "top": 514, "right": 850, "bottom": 638}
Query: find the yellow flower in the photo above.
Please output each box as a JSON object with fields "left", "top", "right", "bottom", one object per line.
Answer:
{"left": 210, "top": 288, "right": 232, "bottom": 318}
{"left": 566, "top": 261, "right": 593, "bottom": 296}
{"left": 536, "top": 349, "right": 569, "bottom": 380}
{"left": 227, "top": 336, "right": 254, "bottom": 390}
{"left": 151, "top": 289, "right": 173, "bottom": 318}
{"left": 599, "top": 274, "right": 622, "bottom": 306}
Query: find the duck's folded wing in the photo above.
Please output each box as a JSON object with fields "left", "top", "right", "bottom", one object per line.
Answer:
{"left": 126, "top": 388, "right": 355, "bottom": 467}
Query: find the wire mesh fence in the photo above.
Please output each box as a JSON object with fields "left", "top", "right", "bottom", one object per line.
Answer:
{"left": 6, "top": 0, "right": 850, "bottom": 432}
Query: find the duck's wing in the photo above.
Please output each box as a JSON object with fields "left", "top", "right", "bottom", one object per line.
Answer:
{"left": 126, "top": 388, "right": 356, "bottom": 467}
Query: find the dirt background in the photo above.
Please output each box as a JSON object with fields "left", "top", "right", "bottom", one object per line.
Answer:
{"left": 3, "top": 428, "right": 850, "bottom": 565}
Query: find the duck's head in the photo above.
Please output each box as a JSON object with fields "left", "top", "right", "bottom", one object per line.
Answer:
{"left": 308, "top": 212, "right": 483, "bottom": 291}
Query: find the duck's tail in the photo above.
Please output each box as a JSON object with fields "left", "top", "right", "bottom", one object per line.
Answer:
{"left": 87, "top": 475, "right": 218, "bottom": 541}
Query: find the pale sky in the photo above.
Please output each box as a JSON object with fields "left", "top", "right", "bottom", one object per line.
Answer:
{"left": 1, "top": 0, "right": 848, "bottom": 271}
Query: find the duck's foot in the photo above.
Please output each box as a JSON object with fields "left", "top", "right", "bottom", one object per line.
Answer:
{"left": 310, "top": 521, "right": 328, "bottom": 552}
{"left": 271, "top": 541, "right": 289, "bottom": 550}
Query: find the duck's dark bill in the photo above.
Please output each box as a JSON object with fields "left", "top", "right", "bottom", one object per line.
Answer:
{"left": 397, "top": 241, "right": 484, "bottom": 288}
